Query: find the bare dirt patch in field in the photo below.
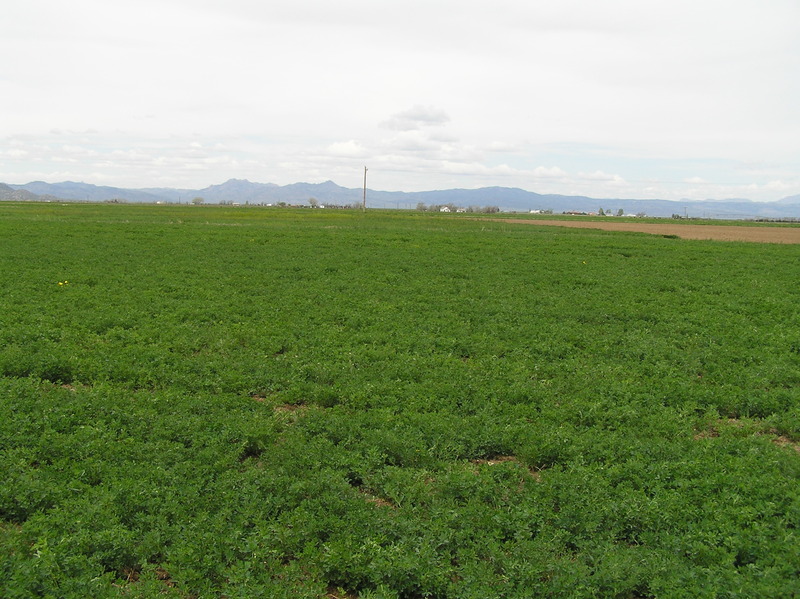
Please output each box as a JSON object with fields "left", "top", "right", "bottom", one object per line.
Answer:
{"left": 500, "top": 219, "right": 800, "bottom": 243}
{"left": 470, "top": 455, "right": 543, "bottom": 480}
{"left": 772, "top": 435, "right": 800, "bottom": 453}
{"left": 326, "top": 586, "right": 360, "bottom": 599}
{"left": 693, "top": 419, "right": 800, "bottom": 452}
{"left": 358, "top": 487, "right": 398, "bottom": 509}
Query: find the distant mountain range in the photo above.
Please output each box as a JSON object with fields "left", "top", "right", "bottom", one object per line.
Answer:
{"left": 2, "top": 179, "right": 800, "bottom": 220}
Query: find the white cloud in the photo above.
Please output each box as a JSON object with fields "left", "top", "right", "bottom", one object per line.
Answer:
{"left": 3, "top": 149, "right": 29, "bottom": 159}
{"left": 579, "top": 170, "right": 626, "bottom": 184}
{"left": 765, "top": 180, "right": 793, "bottom": 192}
{"left": 328, "top": 140, "right": 368, "bottom": 158}
{"left": 532, "top": 166, "right": 568, "bottom": 179}
{"left": 1, "top": 0, "right": 799, "bottom": 202}
{"left": 380, "top": 106, "right": 451, "bottom": 131}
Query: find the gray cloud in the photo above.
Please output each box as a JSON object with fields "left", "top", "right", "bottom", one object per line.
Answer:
{"left": 380, "top": 106, "right": 451, "bottom": 131}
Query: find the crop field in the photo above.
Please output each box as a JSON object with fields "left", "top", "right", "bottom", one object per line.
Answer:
{"left": 1, "top": 203, "right": 799, "bottom": 598}
{"left": 495, "top": 219, "right": 800, "bottom": 244}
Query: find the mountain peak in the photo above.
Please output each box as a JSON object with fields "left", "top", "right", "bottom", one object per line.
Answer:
{"left": 2, "top": 179, "right": 799, "bottom": 219}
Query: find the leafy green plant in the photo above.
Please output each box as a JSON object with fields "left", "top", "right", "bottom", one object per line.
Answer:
{"left": 0, "top": 203, "right": 798, "bottom": 597}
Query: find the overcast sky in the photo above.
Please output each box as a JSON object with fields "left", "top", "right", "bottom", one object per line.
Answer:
{"left": 2, "top": 0, "right": 799, "bottom": 201}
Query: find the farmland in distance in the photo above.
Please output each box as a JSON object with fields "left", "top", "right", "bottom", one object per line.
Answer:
{"left": 1, "top": 203, "right": 799, "bottom": 598}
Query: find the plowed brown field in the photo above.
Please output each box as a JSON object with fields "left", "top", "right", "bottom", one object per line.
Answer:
{"left": 500, "top": 219, "right": 800, "bottom": 244}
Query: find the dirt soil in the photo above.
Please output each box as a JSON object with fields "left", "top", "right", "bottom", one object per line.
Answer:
{"left": 499, "top": 219, "right": 800, "bottom": 243}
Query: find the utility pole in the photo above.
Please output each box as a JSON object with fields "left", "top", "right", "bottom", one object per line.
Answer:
{"left": 362, "top": 166, "right": 368, "bottom": 212}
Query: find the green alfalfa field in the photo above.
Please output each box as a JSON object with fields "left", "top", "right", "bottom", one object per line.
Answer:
{"left": 1, "top": 202, "right": 799, "bottom": 598}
